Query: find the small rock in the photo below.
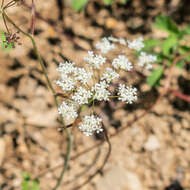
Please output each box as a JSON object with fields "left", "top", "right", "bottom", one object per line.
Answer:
{"left": 105, "top": 18, "right": 118, "bottom": 29}
{"left": 96, "top": 165, "right": 144, "bottom": 190}
{"left": 145, "top": 135, "right": 160, "bottom": 151}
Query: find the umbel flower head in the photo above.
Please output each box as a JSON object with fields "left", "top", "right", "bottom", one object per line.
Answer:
{"left": 55, "top": 36, "right": 157, "bottom": 136}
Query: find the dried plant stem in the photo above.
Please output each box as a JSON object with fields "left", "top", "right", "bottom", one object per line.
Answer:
{"left": 2, "top": 10, "right": 72, "bottom": 189}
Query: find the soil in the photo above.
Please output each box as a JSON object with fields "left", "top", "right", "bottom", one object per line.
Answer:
{"left": 0, "top": 0, "right": 190, "bottom": 190}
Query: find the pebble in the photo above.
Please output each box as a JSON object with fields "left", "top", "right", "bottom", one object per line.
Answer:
{"left": 145, "top": 135, "right": 160, "bottom": 151}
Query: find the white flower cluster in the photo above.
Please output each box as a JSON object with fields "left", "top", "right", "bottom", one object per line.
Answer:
{"left": 101, "top": 67, "right": 119, "bottom": 83}
{"left": 84, "top": 51, "right": 106, "bottom": 69}
{"left": 127, "top": 37, "right": 144, "bottom": 51}
{"left": 96, "top": 37, "right": 115, "bottom": 54}
{"left": 72, "top": 86, "right": 92, "bottom": 105}
{"left": 112, "top": 55, "right": 133, "bottom": 71}
{"left": 55, "top": 36, "right": 157, "bottom": 136}
{"left": 138, "top": 52, "right": 157, "bottom": 70}
{"left": 92, "top": 80, "right": 111, "bottom": 101}
{"left": 58, "top": 101, "right": 78, "bottom": 120}
{"left": 78, "top": 115, "right": 103, "bottom": 136}
{"left": 118, "top": 84, "right": 137, "bottom": 104}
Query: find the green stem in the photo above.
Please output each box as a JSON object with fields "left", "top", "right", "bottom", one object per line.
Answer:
{"left": 2, "top": 10, "right": 72, "bottom": 189}
{"left": 53, "top": 130, "right": 73, "bottom": 190}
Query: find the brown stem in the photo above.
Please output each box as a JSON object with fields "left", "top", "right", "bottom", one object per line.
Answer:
{"left": 30, "top": 0, "right": 36, "bottom": 35}
{"left": 168, "top": 88, "right": 190, "bottom": 102}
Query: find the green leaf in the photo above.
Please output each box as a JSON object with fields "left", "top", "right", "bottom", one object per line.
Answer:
{"left": 31, "top": 180, "right": 40, "bottom": 190}
{"left": 176, "top": 60, "right": 184, "bottom": 68}
{"left": 1, "top": 31, "right": 13, "bottom": 51}
{"left": 181, "top": 25, "right": 190, "bottom": 35}
{"left": 179, "top": 45, "right": 190, "bottom": 53}
{"left": 143, "top": 39, "right": 161, "bottom": 51}
{"left": 71, "top": 0, "right": 88, "bottom": 12}
{"left": 147, "top": 66, "right": 164, "bottom": 87}
{"left": 178, "top": 46, "right": 190, "bottom": 61}
{"left": 21, "top": 173, "right": 41, "bottom": 190}
{"left": 162, "top": 34, "right": 178, "bottom": 56}
{"left": 21, "top": 181, "right": 31, "bottom": 190}
{"left": 104, "top": 0, "right": 114, "bottom": 5}
{"left": 153, "top": 52, "right": 165, "bottom": 63}
{"left": 120, "top": 0, "right": 129, "bottom": 3}
{"left": 153, "top": 15, "right": 179, "bottom": 34}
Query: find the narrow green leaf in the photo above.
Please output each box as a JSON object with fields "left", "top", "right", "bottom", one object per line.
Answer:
{"left": 71, "top": 0, "right": 88, "bottom": 12}
{"left": 147, "top": 66, "right": 164, "bottom": 87}
{"left": 153, "top": 15, "right": 179, "bottom": 34}
{"left": 104, "top": 0, "right": 114, "bottom": 5}
{"left": 162, "top": 34, "right": 178, "bottom": 56}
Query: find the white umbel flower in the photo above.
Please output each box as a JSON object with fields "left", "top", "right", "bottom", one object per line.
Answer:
{"left": 127, "top": 37, "right": 144, "bottom": 51}
{"left": 58, "top": 101, "right": 78, "bottom": 120}
{"left": 112, "top": 55, "right": 133, "bottom": 71}
{"left": 92, "top": 81, "right": 111, "bottom": 101}
{"left": 78, "top": 115, "right": 103, "bottom": 136}
{"left": 84, "top": 51, "right": 106, "bottom": 69}
{"left": 138, "top": 52, "right": 157, "bottom": 69}
{"left": 73, "top": 67, "right": 92, "bottom": 84}
{"left": 54, "top": 75, "right": 75, "bottom": 91}
{"left": 96, "top": 37, "right": 115, "bottom": 54}
{"left": 101, "top": 67, "right": 120, "bottom": 83}
{"left": 57, "top": 61, "right": 75, "bottom": 74}
{"left": 118, "top": 84, "right": 137, "bottom": 104}
{"left": 72, "top": 86, "right": 92, "bottom": 105}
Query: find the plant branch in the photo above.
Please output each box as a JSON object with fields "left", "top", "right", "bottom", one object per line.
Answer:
{"left": 53, "top": 130, "right": 73, "bottom": 190}
{"left": 2, "top": 9, "right": 72, "bottom": 188}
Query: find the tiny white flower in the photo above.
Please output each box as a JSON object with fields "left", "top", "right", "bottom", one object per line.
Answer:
{"left": 118, "top": 84, "right": 137, "bottom": 104}
{"left": 58, "top": 101, "right": 78, "bottom": 120}
{"left": 127, "top": 37, "right": 144, "bottom": 51}
{"left": 84, "top": 51, "right": 106, "bottom": 69}
{"left": 138, "top": 52, "right": 157, "bottom": 69}
{"left": 55, "top": 75, "right": 75, "bottom": 91}
{"left": 96, "top": 37, "right": 115, "bottom": 54}
{"left": 112, "top": 55, "right": 133, "bottom": 71}
{"left": 78, "top": 115, "right": 103, "bottom": 136}
{"left": 145, "top": 63, "right": 153, "bottom": 70}
{"left": 73, "top": 67, "right": 92, "bottom": 84}
{"left": 101, "top": 67, "right": 120, "bottom": 83}
{"left": 72, "top": 86, "right": 92, "bottom": 105}
{"left": 57, "top": 61, "right": 75, "bottom": 74}
{"left": 92, "top": 80, "right": 111, "bottom": 101}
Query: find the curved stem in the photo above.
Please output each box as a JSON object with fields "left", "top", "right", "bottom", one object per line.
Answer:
{"left": 3, "top": 12, "right": 59, "bottom": 106}
{"left": 2, "top": 10, "right": 72, "bottom": 189}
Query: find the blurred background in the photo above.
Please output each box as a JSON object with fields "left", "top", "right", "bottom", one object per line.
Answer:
{"left": 0, "top": 0, "right": 190, "bottom": 189}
